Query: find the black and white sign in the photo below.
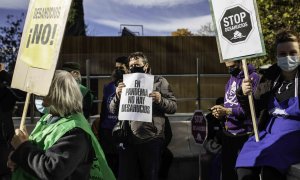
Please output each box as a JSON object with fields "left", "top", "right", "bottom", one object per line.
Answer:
{"left": 209, "top": 0, "right": 265, "bottom": 61}
{"left": 220, "top": 6, "right": 252, "bottom": 44}
{"left": 118, "top": 73, "right": 154, "bottom": 122}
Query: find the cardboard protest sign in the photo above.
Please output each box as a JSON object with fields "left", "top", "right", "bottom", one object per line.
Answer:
{"left": 209, "top": 0, "right": 266, "bottom": 62}
{"left": 11, "top": 0, "right": 72, "bottom": 96}
{"left": 191, "top": 110, "right": 207, "bottom": 144}
{"left": 118, "top": 73, "right": 154, "bottom": 122}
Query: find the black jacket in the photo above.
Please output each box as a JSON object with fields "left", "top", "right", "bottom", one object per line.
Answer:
{"left": 11, "top": 128, "right": 94, "bottom": 180}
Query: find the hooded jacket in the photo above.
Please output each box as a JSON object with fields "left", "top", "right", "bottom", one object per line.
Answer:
{"left": 224, "top": 64, "right": 260, "bottom": 134}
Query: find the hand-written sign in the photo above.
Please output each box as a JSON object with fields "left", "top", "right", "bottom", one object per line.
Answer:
{"left": 118, "top": 73, "right": 154, "bottom": 122}
{"left": 191, "top": 110, "right": 207, "bottom": 144}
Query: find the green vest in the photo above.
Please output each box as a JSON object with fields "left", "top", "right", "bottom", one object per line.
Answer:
{"left": 12, "top": 113, "right": 115, "bottom": 180}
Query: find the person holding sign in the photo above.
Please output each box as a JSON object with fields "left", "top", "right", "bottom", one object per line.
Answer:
{"left": 7, "top": 70, "right": 115, "bottom": 180}
{"left": 236, "top": 30, "right": 300, "bottom": 180}
{"left": 95, "top": 56, "right": 129, "bottom": 178}
{"left": 110, "top": 52, "right": 177, "bottom": 180}
{"left": 211, "top": 60, "right": 260, "bottom": 180}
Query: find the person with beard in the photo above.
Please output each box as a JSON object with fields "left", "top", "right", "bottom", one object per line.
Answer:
{"left": 211, "top": 60, "right": 260, "bottom": 180}
{"left": 236, "top": 30, "right": 300, "bottom": 180}
{"left": 93, "top": 56, "right": 129, "bottom": 178}
{"left": 110, "top": 52, "right": 177, "bottom": 180}
{"left": 62, "top": 62, "right": 94, "bottom": 120}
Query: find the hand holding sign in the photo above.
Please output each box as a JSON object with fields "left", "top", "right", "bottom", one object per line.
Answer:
{"left": 242, "top": 78, "right": 253, "bottom": 95}
{"left": 149, "top": 91, "right": 161, "bottom": 103}
{"left": 116, "top": 82, "right": 126, "bottom": 99}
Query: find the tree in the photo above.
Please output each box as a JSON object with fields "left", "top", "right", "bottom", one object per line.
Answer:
{"left": 0, "top": 14, "right": 24, "bottom": 73}
{"left": 196, "top": 22, "right": 215, "bottom": 36}
{"left": 171, "top": 28, "right": 193, "bottom": 36}
{"left": 65, "top": 0, "right": 86, "bottom": 36}
{"left": 249, "top": 0, "right": 300, "bottom": 67}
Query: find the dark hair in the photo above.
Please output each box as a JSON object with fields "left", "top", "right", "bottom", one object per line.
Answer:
{"left": 115, "top": 56, "right": 129, "bottom": 68}
{"left": 275, "top": 29, "right": 299, "bottom": 46}
{"left": 61, "top": 62, "right": 81, "bottom": 72}
{"left": 128, "top": 52, "right": 148, "bottom": 65}
{"left": 215, "top": 97, "right": 224, "bottom": 105}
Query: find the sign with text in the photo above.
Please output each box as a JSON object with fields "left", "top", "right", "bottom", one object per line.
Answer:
{"left": 11, "top": 0, "right": 72, "bottom": 95}
{"left": 209, "top": 0, "right": 265, "bottom": 62}
{"left": 118, "top": 73, "right": 154, "bottom": 122}
{"left": 191, "top": 110, "right": 207, "bottom": 144}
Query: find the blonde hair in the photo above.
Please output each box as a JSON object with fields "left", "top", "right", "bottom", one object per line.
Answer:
{"left": 46, "top": 70, "right": 83, "bottom": 117}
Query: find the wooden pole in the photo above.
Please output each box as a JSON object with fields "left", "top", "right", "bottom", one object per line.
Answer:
{"left": 242, "top": 59, "right": 260, "bottom": 142}
{"left": 20, "top": 92, "right": 31, "bottom": 130}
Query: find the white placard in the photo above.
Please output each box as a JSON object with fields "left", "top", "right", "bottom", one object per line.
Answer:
{"left": 118, "top": 73, "right": 154, "bottom": 122}
{"left": 209, "top": 0, "right": 265, "bottom": 62}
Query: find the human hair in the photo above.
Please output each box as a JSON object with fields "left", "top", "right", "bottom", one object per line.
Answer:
{"left": 128, "top": 52, "right": 149, "bottom": 65}
{"left": 115, "top": 56, "right": 129, "bottom": 68}
{"left": 46, "top": 70, "right": 82, "bottom": 117}
{"left": 275, "top": 29, "right": 300, "bottom": 46}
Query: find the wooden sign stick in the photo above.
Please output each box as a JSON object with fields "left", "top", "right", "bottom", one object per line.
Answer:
{"left": 242, "top": 59, "right": 259, "bottom": 142}
{"left": 20, "top": 92, "right": 31, "bottom": 130}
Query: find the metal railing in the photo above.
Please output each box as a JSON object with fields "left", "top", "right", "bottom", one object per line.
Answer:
{"left": 12, "top": 59, "right": 229, "bottom": 123}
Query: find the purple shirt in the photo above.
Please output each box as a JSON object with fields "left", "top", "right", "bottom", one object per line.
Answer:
{"left": 224, "top": 64, "right": 260, "bottom": 134}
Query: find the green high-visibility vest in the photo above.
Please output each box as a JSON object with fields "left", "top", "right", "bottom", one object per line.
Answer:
{"left": 12, "top": 113, "right": 115, "bottom": 180}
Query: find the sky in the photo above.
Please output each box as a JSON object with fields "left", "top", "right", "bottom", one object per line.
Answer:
{"left": 0, "top": 0, "right": 213, "bottom": 36}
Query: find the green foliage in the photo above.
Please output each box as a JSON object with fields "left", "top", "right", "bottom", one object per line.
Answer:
{"left": 0, "top": 14, "right": 24, "bottom": 72}
{"left": 250, "top": 0, "right": 300, "bottom": 68}
{"left": 65, "top": 0, "right": 86, "bottom": 36}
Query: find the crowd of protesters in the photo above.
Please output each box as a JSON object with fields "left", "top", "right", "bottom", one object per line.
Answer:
{"left": 1, "top": 29, "right": 300, "bottom": 180}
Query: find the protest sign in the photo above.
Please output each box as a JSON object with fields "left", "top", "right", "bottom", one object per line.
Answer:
{"left": 11, "top": 0, "right": 72, "bottom": 96}
{"left": 10, "top": 0, "right": 72, "bottom": 129}
{"left": 191, "top": 110, "right": 207, "bottom": 144}
{"left": 118, "top": 73, "right": 154, "bottom": 122}
{"left": 209, "top": 0, "right": 265, "bottom": 62}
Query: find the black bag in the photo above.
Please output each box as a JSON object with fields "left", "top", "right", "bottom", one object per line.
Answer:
{"left": 112, "top": 120, "right": 130, "bottom": 143}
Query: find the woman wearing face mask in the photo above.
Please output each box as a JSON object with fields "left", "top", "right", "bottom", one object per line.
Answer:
{"left": 235, "top": 30, "right": 300, "bottom": 180}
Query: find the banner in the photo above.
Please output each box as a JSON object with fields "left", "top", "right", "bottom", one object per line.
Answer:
{"left": 209, "top": 0, "right": 266, "bottom": 62}
{"left": 11, "top": 0, "right": 72, "bottom": 95}
{"left": 118, "top": 73, "right": 154, "bottom": 122}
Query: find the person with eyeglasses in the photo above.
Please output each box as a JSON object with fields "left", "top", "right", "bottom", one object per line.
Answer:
{"left": 236, "top": 29, "right": 300, "bottom": 180}
{"left": 109, "top": 52, "right": 177, "bottom": 180}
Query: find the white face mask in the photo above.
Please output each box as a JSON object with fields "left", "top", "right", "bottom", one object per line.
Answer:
{"left": 277, "top": 56, "right": 300, "bottom": 72}
{"left": 35, "top": 99, "right": 49, "bottom": 114}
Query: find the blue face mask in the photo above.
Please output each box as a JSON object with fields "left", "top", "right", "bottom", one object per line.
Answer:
{"left": 277, "top": 56, "right": 300, "bottom": 72}
{"left": 35, "top": 98, "right": 49, "bottom": 114}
